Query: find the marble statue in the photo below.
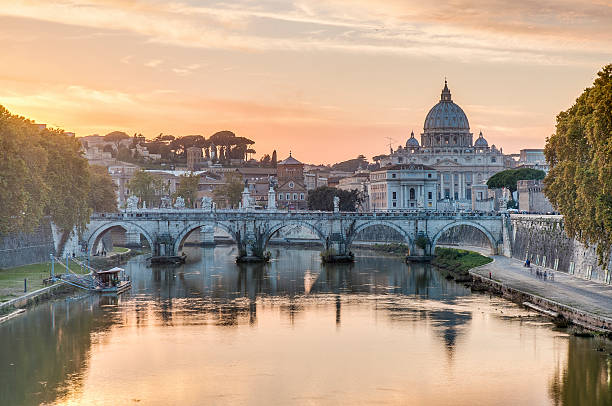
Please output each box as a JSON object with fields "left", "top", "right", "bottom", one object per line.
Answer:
{"left": 174, "top": 196, "right": 185, "bottom": 209}
{"left": 201, "top": 196, "right": 213, "bottom": 211}
{"left": 126, "top": 195, "right": 139, "bottom": 210}
{"left": 333, "top": 196, "right": 340, "bottom": 213}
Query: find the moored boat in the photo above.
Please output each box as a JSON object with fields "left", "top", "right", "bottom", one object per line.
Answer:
{"left": 93, "top": 267, "right": 131, "bottom": 294}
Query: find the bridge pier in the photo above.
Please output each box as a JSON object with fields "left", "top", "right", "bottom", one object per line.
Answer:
{"left": 236, "top": 221, "right": 270, "bottom": 263}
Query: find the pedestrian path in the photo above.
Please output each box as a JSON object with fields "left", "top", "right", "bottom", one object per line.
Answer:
{"left": 471, "top": 251, "right": 612, "bottom": 319}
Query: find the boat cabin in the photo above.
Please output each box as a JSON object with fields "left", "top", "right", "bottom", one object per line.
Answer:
{"left": 95, "top": 267, "right": 124, "bottom": 288}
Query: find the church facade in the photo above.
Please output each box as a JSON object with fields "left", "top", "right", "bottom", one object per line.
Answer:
{"left": 380, "top": 81, "right": 514, "bottom": 208}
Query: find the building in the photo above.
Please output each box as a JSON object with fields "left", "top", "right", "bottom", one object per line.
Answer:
{"left": 517, "top": 179, "right": 554, "bottom": 213}
{"left": 186, "top": 147, "right": 204, "bottom": 171}
{"left": 369, "top": 164, "right": 438, "bottom": 210}
{"left": 380, "top": 81, "right": 513, "bottom": 210}
{"left": 276, "top": 153, "right": 308, "bottom": 210}
{"left": 517, "top": 149, "right": 549, "bottom": 173}
{"left": 304, "top": 170, "right": 328, "bottom": 190}
{"left": 337, "top": 170, "right": 371, "bottom": 211}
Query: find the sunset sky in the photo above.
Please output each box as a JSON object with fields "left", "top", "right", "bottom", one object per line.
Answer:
{"left": 0, "top": 1, "right": 610, "bottom": 164}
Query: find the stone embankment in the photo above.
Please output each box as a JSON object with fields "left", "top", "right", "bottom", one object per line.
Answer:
{"left": 469, "top": 254, "right": 612, "bottom": 335}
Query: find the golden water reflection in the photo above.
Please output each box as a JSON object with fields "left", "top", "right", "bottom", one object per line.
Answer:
{"left": 0, "top": 247, "right": 610, "bottom": 405}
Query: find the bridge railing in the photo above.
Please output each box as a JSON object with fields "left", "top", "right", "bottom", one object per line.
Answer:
{"left": 90, "top": 209, "right": 503, "bottom": 221}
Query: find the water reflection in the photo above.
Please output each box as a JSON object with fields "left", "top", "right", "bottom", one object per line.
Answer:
{"left": 0, "top": 246, "right": 610, "bottom": 406}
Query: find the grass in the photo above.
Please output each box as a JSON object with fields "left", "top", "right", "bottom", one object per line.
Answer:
{"left": 112, "top": 246, "right": 129, "bottom": 253}
{"left": 0, "top": 260, "right": 87, "bottom": 302}
{"left": 432, "top": 247, "right": 493, "bottom": 281}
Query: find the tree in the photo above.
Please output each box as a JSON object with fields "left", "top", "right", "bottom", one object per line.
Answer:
{"left": 128, "top": 170, "right": 167, "bottom": 207}
{"left": 88, "top": 165, "right": 118, "bottom": 212}
{"left": 102, "top": 144, "right": 116, "bottom": 157}
{"left": 259, "top": 154, "right": 271, "bottom": 167}
{"left": 213, "top": 172, "right": 243, "bottom": 208}
{"left": 104, "top": 131, "right": 130, "bottom": 151}
{"left": 486, "top": 168, "right": 545, "bottom": 193}
{"left": 544, "top": 64, "right": 612, "bottom": 266}
{"left": 0, "top": 106, "right": 49, "bottom": 233}
{"left": 174, "top": 174, "right": 200, "bottom": 208}
{"left": 331, "top": 155, "right": 368, "bottom": 172}
{"left": 271, "top": 150, "right": 277, "bottom": 167}
{"left": 307, "top": 186, "right": 362, "bottom": 211}
{"left": 40, "top": 129, "right": 91, "bottom": 234}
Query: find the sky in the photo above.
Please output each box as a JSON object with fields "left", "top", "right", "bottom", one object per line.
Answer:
{"left": 0, "top": 1, "right": 610, "bottom": 164}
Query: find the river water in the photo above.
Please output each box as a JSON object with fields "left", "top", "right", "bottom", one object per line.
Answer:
{"left": 1, "top": 246, "right": 611, "bottom": 406}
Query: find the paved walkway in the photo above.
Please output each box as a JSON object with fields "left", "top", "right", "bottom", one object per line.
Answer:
{"left": 462, "top": 246, "right": 612, "bottom": 319}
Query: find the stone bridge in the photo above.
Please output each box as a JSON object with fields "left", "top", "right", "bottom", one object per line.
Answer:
{"left": 81, "top": 209, "right": 505, "bottom": 262}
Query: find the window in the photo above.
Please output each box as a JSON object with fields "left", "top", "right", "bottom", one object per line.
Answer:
{"left": 289, "top": 181, "right": 294, "bottom": 188}
{"left": 392, "top": 202, "right": 396, "bottom": 207}
{"left": 428, "top": 173, "right": 432, "bottom": 178}
{"left": 293, "top": 193, "right": 297, "bottom": 200}
{"left": 428, "top": 191, "right": 432, "bottom": 199}
{"left": 491, "top": 157, "right": 496, "bottom": 163}
{"left": 392, "top": 191, "right": 397, "bottom": 199}
{"left": 286, "top": 193, "right": 290, "bottom": 200}
{"left": 392, "top": 173, "right": 396, "bottom": 178}
{"left": 300, "top": 193, "right": 304, "bottom": 200}
{"left": 279, "top": 194, "right": 283, "bottom": 200}
{"left": 410, "top": 188, "right": 415, "bottom": 200}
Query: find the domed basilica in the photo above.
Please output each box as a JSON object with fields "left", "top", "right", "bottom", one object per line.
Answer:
{"left": 380, "top": 81, "right": 513, "bottom": 204}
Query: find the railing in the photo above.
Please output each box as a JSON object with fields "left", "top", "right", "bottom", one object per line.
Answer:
{"left": 91, "top": 209, "right": 503, "bottom": 221}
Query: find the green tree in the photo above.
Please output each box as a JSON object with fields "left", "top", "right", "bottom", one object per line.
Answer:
{"left": 174, "top": 174, "right": 200, "bottom": 208}
{"left": 486, "top": 168, "right": 545, "bottom": 193}
{"left": 213, "top": 172, "right": 243, "bottom": 208}
{"left": 271, "top": 150, "right": 277, "bottom": 167}
{"left": 0, "top": 106, "right": 49, "bottom": 233}
{"left": 331, "top": 155, "right": 368, "bottom": 172}
{"left": 128, "top": 170, "right": 167, "bottom": 207}
{"left": 544, "top": 64, "right": 612, "bottom": 266}
{"left": 40, "top": 130, "right": 91, "bottom": 234}
{"left": 88, "top": 165, "right": 118, "bottom": 212}
{"left": 307, "top": 186, "right": 362, "bottom": 211}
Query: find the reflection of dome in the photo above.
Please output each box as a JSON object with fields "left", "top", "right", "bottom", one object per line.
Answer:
{"left": 406, "top": 131, "right": 420, "bottom": 148}
{"left": 474, "top": 131, "right": 488, "bottom": 147}
{"left": 424, "top": 81, "right": 469, "bottom": 130}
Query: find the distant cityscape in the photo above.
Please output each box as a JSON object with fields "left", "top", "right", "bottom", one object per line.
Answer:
{"left": 55, "top": 81, "right": 551, "bottom": 214}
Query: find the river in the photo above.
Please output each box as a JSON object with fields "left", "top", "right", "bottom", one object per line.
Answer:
{"left": 1, "top": 246, "right": 611, "bottom": 405}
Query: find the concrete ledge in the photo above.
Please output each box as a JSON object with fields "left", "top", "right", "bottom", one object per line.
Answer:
{"left": 0, "top": 281, "right": 75, "bottom": 310}
{"left": 470, "top": 272, "right": 612, "bottom": 333}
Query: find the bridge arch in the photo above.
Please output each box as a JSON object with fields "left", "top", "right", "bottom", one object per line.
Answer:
{"left": 174, "top": 221, "right": 238, "bottom": 255}
{"left": 431, "top": 221, "right": 498, "bottom": 255}
{"left": 262, "top": 221, "right": 327, "bottom": 250}
{"left": 87, "top": 221, "right": 154, "bottom": 256}
{"left": 347, "top": 220, "right": 413, "bottom": 251}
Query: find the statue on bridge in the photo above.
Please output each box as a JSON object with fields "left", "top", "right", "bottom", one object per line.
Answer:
{"left": 126, "top": 195, "right": 139, "bottom": 210}
{"left": 174, "top": 196, "right": 185, "bottom": 209}
{"left": 201, "top": 196, "right": 213, "bottom": 212}
{"left": 160, "top": 196, "right": 171, "bottom": 209}
{"left": 333, "top": 196, "right": 340, "bottom": 213}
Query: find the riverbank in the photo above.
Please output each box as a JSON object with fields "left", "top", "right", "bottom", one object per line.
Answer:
{"left": 0, "top": 261, "right": 84, "bottom": 303}
{"left": 470, "top": 254, "right": 612, "bottom": 335}
{"left": 432, "top": 247, "right": 492, "bottom": 282}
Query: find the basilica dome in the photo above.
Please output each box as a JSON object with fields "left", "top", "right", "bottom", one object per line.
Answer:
{"left": 406, "top": 131, "right": 420, "bottom": 148}
{"left": 474, "top": 131, "right": 488, "bottom": 147}
{"left": 423, "top": 81, "right": 469, "bottom": 131}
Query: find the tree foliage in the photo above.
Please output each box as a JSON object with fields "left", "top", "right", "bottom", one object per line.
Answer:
{"left": 213, "top": 172, "right": 243, "bottom": 208}
{"left": 486, "top": 168, "right": 545, "bottom": 192}
{"left": 331, "top": 155, "right": 368, "bottom": 172}
{"left": 544, "top": 64, "right": 612, "bottom": 266}
{"left": 88, "top": 165, "right": 118, "bottom": 213}
{"left": 128, "top": 170, "right": 168, "bottom": 207}
{"left": 307, "top": 186, "right": 362, "bottom": 211}
{"left": 174, "top": 174, "right": 200, "bottom": 208}
{"left": 0, "top": 106, "right": 97, "bottom": 235}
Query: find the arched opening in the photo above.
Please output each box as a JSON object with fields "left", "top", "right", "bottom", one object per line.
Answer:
{"left": 88, "top": 223, "right": 152, "bottom": 257}
{"left": 431, "top": 222, "right": 497, "bottom": 255}
{"left": 263, "top": 223, "right": 326, "bottom": 256}
{"left": 409, "top": 188, "right": 416, "bottom": 200}
{"left": 348, "top": 222, "right": 412, "bottom": 255}
{"left": 174, "top": 223, "right": 237, "bottom": 257}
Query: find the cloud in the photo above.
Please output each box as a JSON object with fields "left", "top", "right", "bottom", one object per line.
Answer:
{"left": 0, "top": 0, "right": 609, "bottom": 65}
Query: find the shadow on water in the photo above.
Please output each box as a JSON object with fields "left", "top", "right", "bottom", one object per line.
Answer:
{"left": 0, "top": 245, "right": 611, "bottom": 405}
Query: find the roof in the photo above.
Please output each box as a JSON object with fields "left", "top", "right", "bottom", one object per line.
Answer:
{"left": 235, "top": 168, "right": 277, "bottom": 175}
{"left": 278, "top": 153, "right": 303, "bottom": 165}
{"left": 378, "top": 163, "right": 435, "bottom": 171}
{"left": 97, "top": 267, "right": 124, "bottom": 274}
